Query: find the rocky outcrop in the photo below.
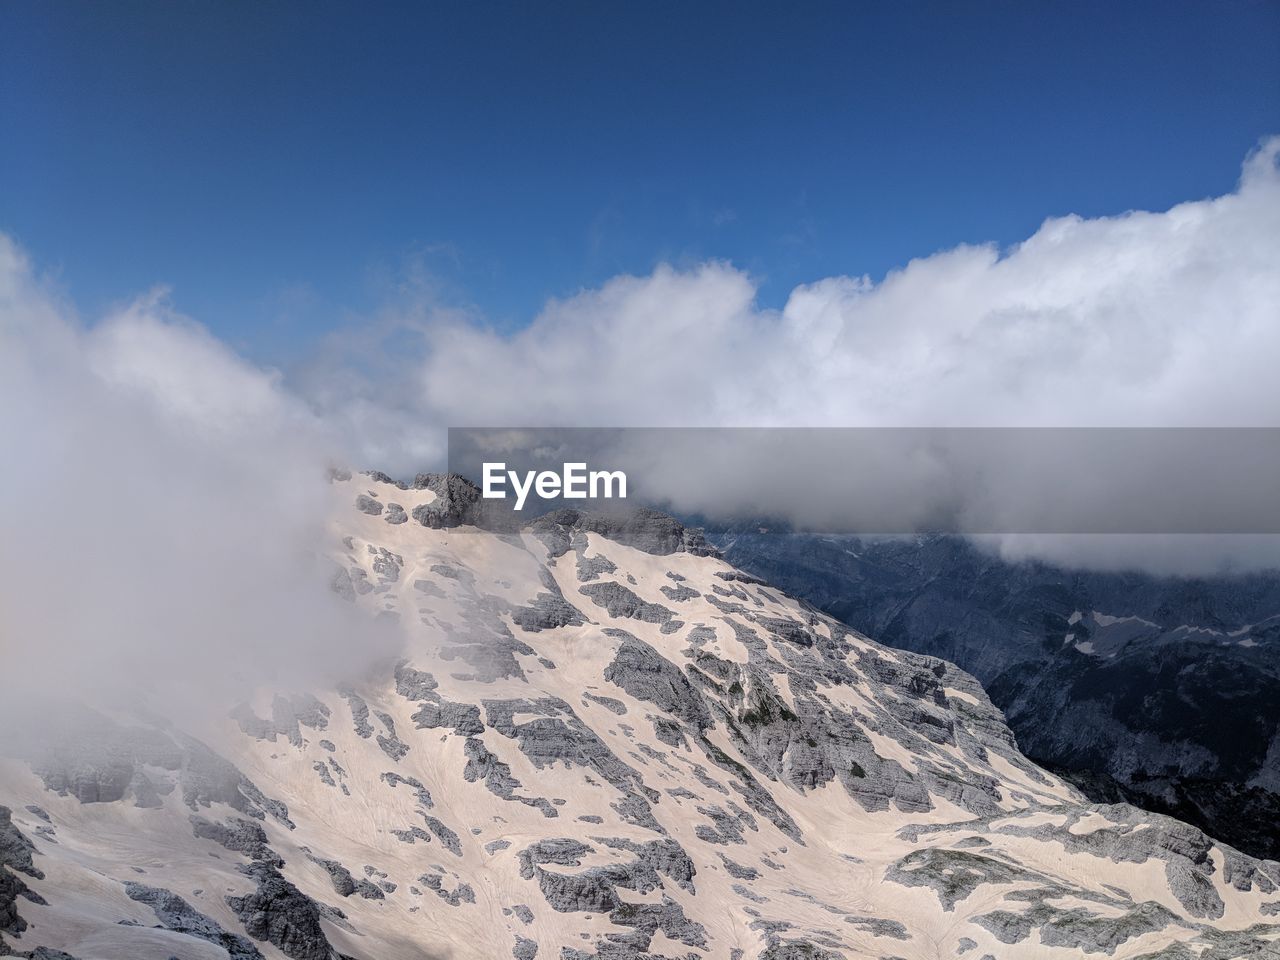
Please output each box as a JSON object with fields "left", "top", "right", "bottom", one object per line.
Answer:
{"left": 190, "top": 815, "right": 281, "bottom": 866}
{"left": 225, "top": 862, "right": 346, "bottom": 960}
{"left": 716, "top": 530, "right": 1280, "bottom": 862}
{"left": 578, "top": 582, "right": 676, "bottom": 626}
{"left": 126, "top": 882, "right": 264, "bottom": 960}
{"left": 530, "top": 508, "right": 718, "bottom": 559}
{"left": 301, "top": 850, "right": 384, "bottom": 899}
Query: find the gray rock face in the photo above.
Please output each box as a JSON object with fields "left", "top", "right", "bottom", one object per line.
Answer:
{"left": 965, "top": 803, "right": 1244, "bottom": 919}
{"left": 329, "top": 567, "right": 356, "bottom": 602}
{"left": 125, "top": 882, "right": 264, "bottom": 960}
{"left": 338, "top": 689, "right": 374, "bottom": 738}
{"left": 715, "top": 530, "right": 1280, "bottom": 863}
{"left": 576, "top": 553, "right": 617, "bottom": 583}
{"left": 5, "top": 946, "right": 80, "bottom": 960}
{"left": 518, "top": 836, "right": 698, "bottom": 934}
{"left": 225, "top": 862, "right": 344, "bottom": 960}
{"left": 482, "top": 697, "right": 661, "bottom": 831}
{"left": 579, "top": 582, "right": 677, "bottom": 626}
{"left": 30, "top": 714, "right": 182, "bottom": 806}
{"left": 461, "top": 737, "right": 556, "bottom": 817}
{"left": 190, "top": 816, "right": 281, "bottom": 866}
{"left": 0, "top": 809, "right": 40, "bottom": 881}
{"left": 885, "top": 847, "right": 1052, "bottom": 912}
{"left": 607, "top": 894, "right": 708, "bottom": 951}
{"left": 394, "top": 660, "right": 439, "bottom": 700}
{"left": 369, "top": 546, "right": 403, "bottom": 584}
{"left": 412, "top": 577, "right": 447, "bottom": 598}
{"left": 719, "top": 854, "right": 758, "bottom": 880}
{"left": 842, "top": 914, "right": 909, "bottom": 940}
{"left": 418, "top": 871, "right": 476, "bottom": 906}
{"left": 410, "top": 473, "right": 521, "bottom": 531}
{"left": 384, "top": 503, "right": 408, "bottom": 524}
{"left": 301, "top": 850, "right": 383, "bottom": 900}
{"left": 355, "top": 494, "right": 383, "bottom": 516}
{"left": 18, "top": 712, "right": 291, "bottom": 831}
{"left": 413, "top": 697, "right": 485, "bottom": 736}
{"left": 362, "top": 470, "right": 407, "bottom": 489}
{"left": 603, "top": 633, "right": 711, "bottom": 732}
{"left": 531, "top": 508, "right": 719, "bottom": 559}
{"left": 582, "top": 693, "right": 627, "bottom": 716}
{"left": 380, "top": 771, "right": 434, "bottom": 809}
{"left": 973, "top": 899, "right": 1180, "bottom": 953}
{"left": 373, "top": 711, "right": 409, "bottom": 761}
{"left": 660, "top": 583, "right": 700, "bottom": 602}
{"left": 423, "top": 815, "right": 463, "bottom": 856}
{"left": 0, "top": 809, "right": 44, "bottom": 938}
{"left": 0, "top": 867, "right": 31, "bottom": 936}
{"left": 390, "top": 825, "right": 431, "bottom": 844}
{"left": 232, "top": 695, "right": 329, "bottom": 748}
{"left": 511, "top": 584, "right": 586, "bottom": 633}
{"left": 758, "top": 939, "right": 844, "bottom": 960}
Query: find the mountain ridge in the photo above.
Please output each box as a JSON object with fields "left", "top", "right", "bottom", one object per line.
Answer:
{"left": 712, "top": 531, "right": 1280, "bottom": 864}
{"left": 1, "top": 475, "right": 1278, "bottom": 959}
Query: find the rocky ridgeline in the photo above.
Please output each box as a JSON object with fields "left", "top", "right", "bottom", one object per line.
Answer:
{"left": 0, "top": 473, "right": 1278, "bottom": 959}
{"left": 715, "top": 530, "right": 1280, "bottom": 864}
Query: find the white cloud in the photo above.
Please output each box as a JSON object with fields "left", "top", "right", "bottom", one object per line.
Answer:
{"left": 2, "top": 137, "right": 1278, "bottom": 589}
{"left": 0, "top": 238, "right": 395, "bottom": 723}
{"left": 409, "top": 136, "right": 1280, "bottom": 434}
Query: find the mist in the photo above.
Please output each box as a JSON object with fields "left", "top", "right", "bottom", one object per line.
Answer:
{"left": 1, "top": 134, "right": 1278, "bottom": 723}
{"left": 0, "top": 238, "right": 401, "bottom": 726}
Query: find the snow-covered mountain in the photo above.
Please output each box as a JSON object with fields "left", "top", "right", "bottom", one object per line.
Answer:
{"left": 712, "top": 532, "right": 1280, "bottom": 865}
{"left": 3, "top": 473, "right": 1280, "bottom": 960}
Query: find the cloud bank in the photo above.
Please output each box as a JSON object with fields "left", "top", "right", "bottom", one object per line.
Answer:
{"left": 409, "top": 138, "right": 1280, "bottom": 434}
{"left": 0, "top": 240, "right": 397, "bottom": 722}
{"left": 2, "top": 136, "right": 1278, "bottom": 623}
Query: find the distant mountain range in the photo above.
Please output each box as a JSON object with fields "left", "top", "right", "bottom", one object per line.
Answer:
{"left": 714, "top": 531, "right": 1280, "bottom": 864}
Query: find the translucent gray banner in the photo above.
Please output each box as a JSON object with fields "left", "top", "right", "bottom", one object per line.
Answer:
{"left": 446, "top": 427, "right": 1280, "bottom": 534}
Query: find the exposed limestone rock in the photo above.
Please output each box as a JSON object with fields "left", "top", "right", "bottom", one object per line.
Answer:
{"left": 603, "top": 631, "right": 711, "bottom": 732}
{"left": 0, "top": 810, "right": 40, "bottom": 881}
{"left": 380, "top": 771, "right": 433, "bottom": 808}
{"left": 374, "top": 710, "right": 409, "bottom": 761}
{"left": 972, "top": 899, "right": 1181, "bottom": 953}
{"left": 355, "top": 494, "right": 383, "bottom": 516}
{"left": 660, "top": 583, "right": 700, "bottom": 602}
{"left": 225, "top": 862, "right": 346, "bottom": 960}
{"left": 413, "top": 697, "right": 485, "bottom": 736}
{"left": 301, "top": 850, "right": 384, "bottom": 900}
{"left": 338, "top": 688, "right": 374, "bottom": 738}
{"left": 424, "top": 815, "right": 463, "bottom": 856}
{"left": 530, "top": 508, "right": 717, "bottom": 559}
{"left": 190, "top": 815, "right": 281, "bottom": 866}
{"left": 419, "top": 871, "right": 476, "bottom": 906}
{"left": 511, "top": 578, "right": 586, "bottom": 633}
{"left": 576, "top": 553, "right": 618, "bottom": 583}
{"left": 125, "top": 882, "right": 264, "bottom": 960}
{"left": 885, "top": 848, "right": 1046, "bottom": 911}
{"left": 583, "top": 693, "right": 628, "bottom": 716}
{"left": 579, "top": 582, "right": 676, "bottom": 626}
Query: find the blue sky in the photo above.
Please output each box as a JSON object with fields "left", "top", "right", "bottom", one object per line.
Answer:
{"left": 2, "top": 0, "right": 1277, "bottom": 363}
